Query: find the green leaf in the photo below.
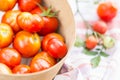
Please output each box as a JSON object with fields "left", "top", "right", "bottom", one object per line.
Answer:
{"left": 74, "top": 36, "right": 85, "bottom": 47}
{"left": 83, "top": 49, "right": 98, "bottom": 56}
{"left": 91, "top": 56, "right": 101, "bottom": 68}
{"left": 100, "top": 52, "right": 109, "bottom": 57}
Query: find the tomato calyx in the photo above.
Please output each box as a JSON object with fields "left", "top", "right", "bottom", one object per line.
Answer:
{"left": 36, "top": 3, "right": 58, "bottom": 17}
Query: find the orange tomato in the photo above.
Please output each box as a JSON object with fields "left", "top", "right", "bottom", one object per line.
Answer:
{"left": 0, "top": 23, "right": 14, "bottom": 48}
{"left": 0, "top": 0, "right": 17, "bottom": 11}
{"left": 30, "top": 51, "right": 56, "bottom": 72}
{"left": 13, "top": 31, "right": 41, "bottom": 58}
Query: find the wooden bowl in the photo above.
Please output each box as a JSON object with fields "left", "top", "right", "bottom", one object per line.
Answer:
{"left": 0, "top": 0, "right": 75, "bottom": 80}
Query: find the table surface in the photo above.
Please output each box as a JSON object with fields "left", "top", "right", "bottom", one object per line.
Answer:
{"left": 54, "top": 0, "right": 120, "bottom": 80}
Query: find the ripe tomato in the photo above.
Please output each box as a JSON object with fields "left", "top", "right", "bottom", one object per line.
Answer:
{"left": 0, "top": 48, "right": 21, "bottom": 68}
{"left": 41, "top": 33, "right": 64, "bottom": 51}
{"left": 12, "top": 64, "right": 31, "bottom": 74}
{"left": 18, "top": 0, "right": 42, "bottom": 12}
{"left": 38, "top": 17, "right": 59, "bottom": 36}
{"left": 93, "top": 20, "right": 107, "bottom": 34}
{"left": 2, "top": 10, "right": 21, "bottom": 33}
{"left": 0, "top": 23, "right": 14, "bottom": 48}
{"left": 0, "top": 0, "right": 17, "bottom": 11}
{"left": 30, "top": 51, "right": 56, "bottom": 72}
{"left": 17, "top": 12, "right": 44, "bottom": 32}
{"left": 13, "top": 31, "right": 41, "bottom": 58}
{"left": 0, "top": 63, "right": 12, "bottom": 74}
{"left": 85, "top": 35, "right": 98, "bottom": 50}
{"left": 46, "top": 38, "right": 67, "bottom": 58}
{"left": 31, "top": 7, "right": 59, "bottom": 36}
{"left": 97, "top": 2, "right": 117, "bottom": 22}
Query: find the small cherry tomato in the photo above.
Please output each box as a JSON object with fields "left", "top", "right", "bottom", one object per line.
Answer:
{"left": 17, "top": 12, "right": 44, "bottom": 32}
{"left": 0, "top": 63, "right": 12, "bottom": 74}
{"left": 0, "top": 48, "right": 21, "bottom": 68}
{"left": 2, "top": 10, "right": 21, "bottom": 33}
{"left": 12, "top": 64, "right": 31, "bottom": 74}
{"left": 46, "top": 39, "right": 68, "bottom": 58}
{"left": 93, "top": 20, "right": 107, "bottom": 34}
{"left": 13, "top": 31, "right": 41, "bottom": 58}
{"left": 18, "top": 0, "right": 42, "bottom": 12}
{"left": 85, "top": 35, "right": 98, "bottom": 50}
{"left": 41, "top": 33, "right": 64, "bottom": 51}
{"left": 97, "top": 2, "right": 117, "bottom": 22}
{"left": 0, "top": 23, "right": 14, "bottom": 48}
{"left": 30, "top": 51, "right": 56, "bottom": 72}
{"left": 0, "top": 0, "right": 17, "bottom": 11}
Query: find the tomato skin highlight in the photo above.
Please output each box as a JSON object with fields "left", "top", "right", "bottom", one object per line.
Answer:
{"left": 17, "top": 12, "right": 44, "bottom": 32}
{"left": 30, "top": 51, "right": 56, "bottom": 72}
{"left": 0, "top": 48, "right": 21, "bottom": 68}
{"left": 93, "top": 20, "right": 107, "bottom": 34}
{"left": 85, "top": 36, "right": 98, "bottom": 50}
{"left": 97, "top": 2, "right": 117, "bottom": 22}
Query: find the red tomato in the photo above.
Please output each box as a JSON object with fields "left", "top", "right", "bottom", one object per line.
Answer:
{"left": 18, "top": 0, "right": 42, "bottom": 12}
{"left": 31, "top": 7, "right": 43, "bottom": 14}
{"left": 85, "top": 35, "right": 98, "bottom": 50}
{"left": 13, "top": 31, "right": 41, "bottom": 58}
{"left": 17, "top": 12, "right": 44, "bottom": 32}
{"left": 0, "top": 63, "right": 12, "bottom": 74}
{"left": 46, "top": 39, "right": 68, "bottom": 58}
{"left": 0, "top": 23, "right": 14, "bottom": 48}
{"left": 97, "top": 2, "right": 117, "bottom": 22}
{"left": 2, "top": 10, "right": 21, "bottom": 33}
{"left": 38, "top": 17, "right": 59, "bottom": 36}
{"left": 30, "top": 51, "right": 56, "bottom": 72}
{"left": 93, "top": 20, "right": 107, "bottom": 34}
{"left": 12, "top": 64, "right": 31, "bottom": 74}
{"left": 0, "top": 0, "right": 17, "bottom": 11}
{"left": 41, "top": 33, "right": 64, "bottom": 51}
{"left": 0, "top": 48, "right": 21, "bottom": 68}
{"left": 31, "top": 7, "right": 59, "bottom": 36}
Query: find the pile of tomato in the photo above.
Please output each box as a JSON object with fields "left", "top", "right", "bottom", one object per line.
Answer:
{"left": 0, "top": 0, "right": 68, "bottom": 74}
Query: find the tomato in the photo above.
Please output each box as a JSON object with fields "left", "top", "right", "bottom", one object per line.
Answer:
{"left": 30, "top": 51, "right": 56, "bottom": 72}
{"left": 85, "top": 35, "right": 98, "bottom": 50}
{"left": 0, "top": 63, "right": 12, "bottom": 74}
{"left": 46, "top": 39, "right": 67, "bottom": 58}
{"left": 0, "top": 23, "right": 14, "bottom": 48}
{"left": 2, "top": 10, "right": 21, "bottom": 33}
{"left": 97, "top": 2, "right": 117, "bottom": 22}
{"left": 13, "top": 31, "right": 41, "bottom": 58}
{"left": 93, "top": 20, "right": 107, "bottom": 34}
{"left": 18, "top": 0, "right": 42, "bottom": 12}
{"left": 38, "top": 17, "right": 59, "bottom": 36}
{"left": 31, "top": 6, "right": 59, "bottom": 36}
{"left": 17, "top": 12, "right": 44, "bottom": 32}
{"left": 0, "top": 48, "right": 21, "bottom": 68}
{"left": 12, "top": 64, "right": 31, "bottom": 74}
{"left": 31, "top": 7, "right": 43, "bottom": 14}
{"left": 0, "top": 0, "right": 17, "bottom": 11}
{"left": 41, "top": 33, "right": 64, "bottom": 51}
